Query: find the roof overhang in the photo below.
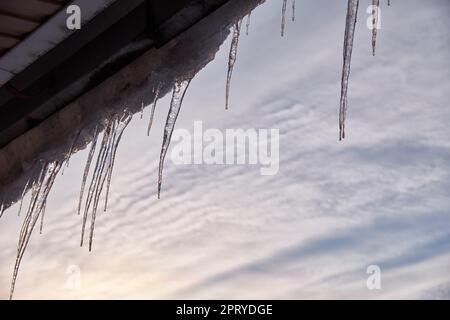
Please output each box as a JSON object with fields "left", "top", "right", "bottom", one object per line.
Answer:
{"left": 0, "top": 0, "right": 230, "bottom": 148}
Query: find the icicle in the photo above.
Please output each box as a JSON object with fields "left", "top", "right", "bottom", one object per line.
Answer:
{"left": 81, "top": 120, "right": 113, "bottom": 248}
{"left": 140, "top": 101, "right": 144, "bottom": 119}
{"left": 158, "top": 78, "right": 192, "bottom": 199}
{"left": 281, "top": 0, "right": 287, "bottom": 37}
{"left": 225, "top": 19, "right": 243, "bottom": 110}
{"left": 147, "top": 84, "right": 161, "bottom": 136}
{"left": 18, "top": 162, "right": 47, "bottom": 245}
{"left": 10, "top": 160, "right": 61, "bottom": 299}
{"left": 101, "top": 124, "right": 118, "bottom": 215}
{"left": 17, "top": 163, "right": 46, "bottom": 246}
{"left": 12, "top": 161, "right": 47, "bottom": 299}
{"left": 339, "top": 0, "right": 359, "bottom": 141}
{"left": 104, "top": 112, "right": 132, "bottom": 212}
{"left": 78, "top": 126, "right": 100, "bottom": 217}
{"left": 77, "top": 111, "right": 132, "bottom": 251}
{"left": 292, "top": 0, "right": 296, "bottom": 22}
{"left": 39, "top": 200, "right": 47, "bottom": 234}
{"left": 17, "top": 178, "right": 30, "bottom": 217}
{"left": 89, "top": 112, "right": 131, "bottom": 251}
{"left": 0, "top": 201, "right": 5, "bottom": 219}
{"left": 372, "top": 0, "right": 380, "bottom": 56}
{"left": 64, "top": 128, "right": 81, "bottom": 172}
{"left": 246, "top": 12, "right": 251, "bottom": 36}
{"left": 87, "top": 122, "right": 115, "bottom": 251}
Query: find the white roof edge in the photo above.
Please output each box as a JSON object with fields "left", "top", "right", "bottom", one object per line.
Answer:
{"left": 0, "top": 0, "right": 118, "bottom": 87}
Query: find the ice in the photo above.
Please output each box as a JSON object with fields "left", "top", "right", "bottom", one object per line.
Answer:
{"left": 148, "top": 84, "right": 161, "bottom": 136}
{"left": 372, "top": 0, "right": 380, "bottom": 56}
{"left": 17, "top": 178, "right": 30, "bottom": 217}
{"left": 339, "top": 0, "right": 360, "bottom": 141}
{"left": 10, "top": 160, "right": 62, "bottom": 299}
{"left": 158, "top": 78, "right": 192, "bottom": 199}
{"left": 0, "top": 202, "right": 4, "bottom": 219}
{"left": 281, "top": 0, "right": 287, "bottom": 37}
{"left": 246, "top": 12, "right": 251, "bottom": 36}
{"left": 292, "top": 0, "right": 296, "bottom": 22}
{"left": 78, "top": 126, "right": 100, "bottom": 217}
{"left": 225, "top": 19, "right": 243, "bottom": 110}
{"left": 79, "top": 111, "right": 132, "bottom": 251}
{"left": 63, "top": 128, "right": 82, "bottom": 172}
{"left": 39, "top": 200, "right": 47, "bottom": 234}
{"left": 104, "top": 112, "right": 132, "bottom": 212}
{"left": 81, "top": 122, "right": 112, "bottom": 249}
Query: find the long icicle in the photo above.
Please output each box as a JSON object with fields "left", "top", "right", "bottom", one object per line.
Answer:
{"left": 16, "top": 161, "right": 48, "bottom": 253}
{"left": 78, "top": 126, "right": 100, "bottom": 216}
{"left": 17, "top": 178, "right": 30, "bottom": 217}
{"left": 292, "top": 0, "right": 296, "bottom": 22}
{"left": 18, "top": 161, "right": 47, "bottom": 248}
{"left": 104, "top": 112, "right": 132, "bottom": 212}
{"left": 339, "top": 0, "right": 359, "bottom": 141}
{"left": 11, "top": 162, "right": 46, "bottom": 299}
{"left": 87, "top": 119, "right": 117, "bottom": 251}
{"left": 17, "top": 162, "right": 46, "bottom": 249}
{"left": 88, "top": 112, "right": 132, "bottom": 250}
{"left": 39, "top": 200, "right": 47, "bottom": 234}
{"left": 81, "top": 120, "right": 112, "bottom": 247}
{"left": 158, "top": 78, "right": 192, "bottom": 199}
{"left": 10, "top": 160, "right": 61, "bottom": 299}
{"left": 372, "top": 0, "right": 380, "bottom": 56}
{"left": 281, "top": 0, "right": 287, "bottom": 36}
{"left": 225, "top": 19, "right": 243, "bottom": 110}
{"left": 76, "top": 111, "right": 132, "bottom": 250}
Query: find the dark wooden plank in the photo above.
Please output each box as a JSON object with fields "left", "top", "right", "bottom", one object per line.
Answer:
{"left": 0, "top": 34, "right": 20, "bottom": 50}
{"left": 0, "top": 14, "right": 39, "bottom": 37}
{"left": 0, "top": 0, "right": 60, "bottom": 21}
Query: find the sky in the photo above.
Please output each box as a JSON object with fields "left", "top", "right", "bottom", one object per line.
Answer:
{"left": 0, "top": 0, "right": 449, "bottom": 299}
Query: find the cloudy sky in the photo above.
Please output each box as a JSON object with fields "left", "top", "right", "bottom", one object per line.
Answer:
{"left": 1, "top": 0, "right": 449, "bottom": 299}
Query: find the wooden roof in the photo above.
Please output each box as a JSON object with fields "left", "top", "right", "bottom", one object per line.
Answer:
{"left": 0, "top": 0, "right": 70, "bottom": 56}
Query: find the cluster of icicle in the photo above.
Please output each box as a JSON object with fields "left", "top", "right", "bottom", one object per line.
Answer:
{"left": 78, "top": 112, "right": 132, "bottom": 252}
{"left": 225, "top": 0, "right": 296, "bottom": 112}
{"left": 9, "top": 160, "right": 62, "bottom": 299}
{"left": 4, "top": 0, "right": 393, "bottom": 299}
{"left": 281, "top": 0, "right": 296, "bottom": 37}
{"left": 226, "top": 0, "right": 389, "bottom": 140}
{"left": 7, "top": 111, "right": 132, "bottom": 299}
